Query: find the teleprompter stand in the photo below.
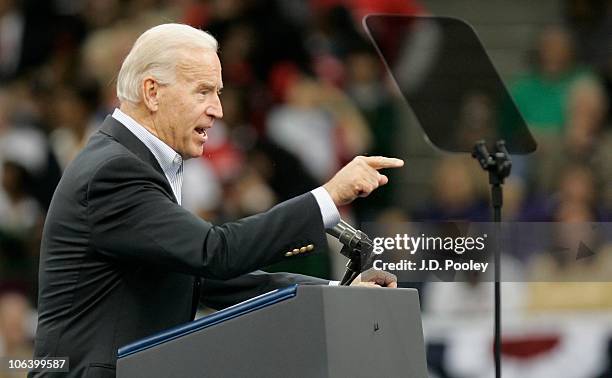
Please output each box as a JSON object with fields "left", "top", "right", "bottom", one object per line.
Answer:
{"left": 472, "top": 139, "right": 512, "bottom": 378}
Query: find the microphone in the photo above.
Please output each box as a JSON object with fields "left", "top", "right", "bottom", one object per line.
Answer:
{"left": 326, "top": 220, "right": 374, "bottom": 285}
{"left": 327, "top": 220, "right": 367, "bottom": 249}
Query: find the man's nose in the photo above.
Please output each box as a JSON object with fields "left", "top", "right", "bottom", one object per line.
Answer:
{"left": 207, "top": 95, "right": 223, "bottom": 119}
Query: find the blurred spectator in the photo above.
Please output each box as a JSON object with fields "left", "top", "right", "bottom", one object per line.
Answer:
{"left": 346, "top": 50, "right": 396, "bottom": 155}
{"left": 527, "top": 201, "right": 612, "bottom": 311}
{"left": 528, "top": 77, "right": 611, "bottom": 196}
{"left": 0, "top": 86, "right": 60, "bottom": 211}
{"left": 306, "top": 4, "right": 363, "bottom": 85}
{"left": 266, "top": 75, "right": 371, "bottom": 182}
{"left": 0, "top": 157, "right": 41, "bottom": 302}
{"left": 0, "top": 0, "right": 23, "bottom": 81}
{"left": 510, "top": 26, "right": 593, "bottom": 135}
{"left": 520, "top": 163, "right": 609, "bottom": 222}
{"left": 557, "top": 164, "right": 597, "bottom": 210}
{"left": 49, "top": 78, "right": 100, "bottom": 169}
{"left": 565, "top": 78, "right": 608, "bottom": 157}
{"left": 0, "top": 0, "right": 55, "bottom": 82}
{"left": 415, "top": 156, "right": 489, "bottom": 221}
{"left": 0, "top": 89, "right": 46, "bottom": 176}
{"left": 0, "top": 291, "right": 33, "bottom": 378}
{"left": 0, "top": 161, "right": 41, "bottom": 235}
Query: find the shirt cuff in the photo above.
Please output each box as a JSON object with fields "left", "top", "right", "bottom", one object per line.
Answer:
{"left": 328, "top": 281, "right": 340, "bottom": 286}
{"left": 310, "top": 187, "right": 340, "bottom": 229}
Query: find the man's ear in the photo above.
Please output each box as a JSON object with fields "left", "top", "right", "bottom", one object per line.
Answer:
{"left": 142, "top": 77, "right": 159, "bottom": 112}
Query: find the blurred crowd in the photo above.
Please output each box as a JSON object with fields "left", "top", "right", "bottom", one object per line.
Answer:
{"left": 0, "top": 0, "right": 611, "bottom": 376}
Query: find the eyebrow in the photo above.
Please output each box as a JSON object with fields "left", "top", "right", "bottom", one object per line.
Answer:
{"left": 196, "top": 82, "right": 223, "bottom": 92}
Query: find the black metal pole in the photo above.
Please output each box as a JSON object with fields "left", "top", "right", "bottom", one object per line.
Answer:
{"left": 472, "top": 140, "right": 511, "bottom": 378}
{"left": 493, "top": 188, "right": 502, "bottom": 378}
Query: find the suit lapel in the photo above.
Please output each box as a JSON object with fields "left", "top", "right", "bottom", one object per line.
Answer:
{"left": 98, "top": 115, "right": 178, "bottom": 204}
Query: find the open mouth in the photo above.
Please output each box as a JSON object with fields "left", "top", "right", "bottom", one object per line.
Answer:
{"left": 194, "top": 127, "right": 207, "bottom": 136}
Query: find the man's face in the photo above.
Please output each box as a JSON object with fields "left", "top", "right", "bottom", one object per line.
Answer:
{"left": 153, "top": 49, "right": 223, "bottom": 159}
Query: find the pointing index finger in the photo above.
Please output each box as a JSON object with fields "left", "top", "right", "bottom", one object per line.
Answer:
{"left": 364, "top": 156, "right": 404, "bottom": 170}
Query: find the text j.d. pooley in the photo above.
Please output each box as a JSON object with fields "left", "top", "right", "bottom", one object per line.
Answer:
{"left": 373, "top": 259, "right": 489, "bottom": 273}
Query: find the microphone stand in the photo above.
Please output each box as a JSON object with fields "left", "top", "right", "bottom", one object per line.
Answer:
{"left": 339, "top": 247, "right": 361, "bottom": 286}
{"left": 338, "top": 238, "right": 372, "bottom": 286}
{"left": 472, "top": 139, "right": 511, "bottom": 378}
{"left": 330, "top": 221, "right": 374, "bottom": 286}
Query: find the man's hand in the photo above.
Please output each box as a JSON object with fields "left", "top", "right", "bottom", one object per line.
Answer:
{"left": 350, "top": 269, "right": 398, "bottom": 288}
{"left": 323, "top": 156, "right": 404, "bottom": 206}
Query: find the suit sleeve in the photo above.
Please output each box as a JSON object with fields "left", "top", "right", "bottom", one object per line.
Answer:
{"left": 87, "top": 155, "right": 328, "bottom": 280}
{"left": 200, "top": 270, "right": 329, "bottom": 310}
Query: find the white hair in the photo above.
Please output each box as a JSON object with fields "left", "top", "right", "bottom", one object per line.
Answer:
{"left": 116, "top": 23, "right": 218, "bottom": 104}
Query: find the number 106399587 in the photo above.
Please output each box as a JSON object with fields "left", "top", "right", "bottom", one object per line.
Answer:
{"left": 2, "top": 357, "right": 69, "bottom": 372}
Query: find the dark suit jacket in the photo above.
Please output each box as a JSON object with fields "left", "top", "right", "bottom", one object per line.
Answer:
{"left": 31, "top": 116, "right": 329, "bottom": 377}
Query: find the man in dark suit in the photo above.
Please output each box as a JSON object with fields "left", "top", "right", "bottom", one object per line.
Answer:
{"left": 31, "top": 24, "right": 403, "bottom": 377}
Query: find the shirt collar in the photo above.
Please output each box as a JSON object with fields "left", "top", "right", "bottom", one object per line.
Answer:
{"left": 111, "top": 108, "right": 183, "bottom": 176}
